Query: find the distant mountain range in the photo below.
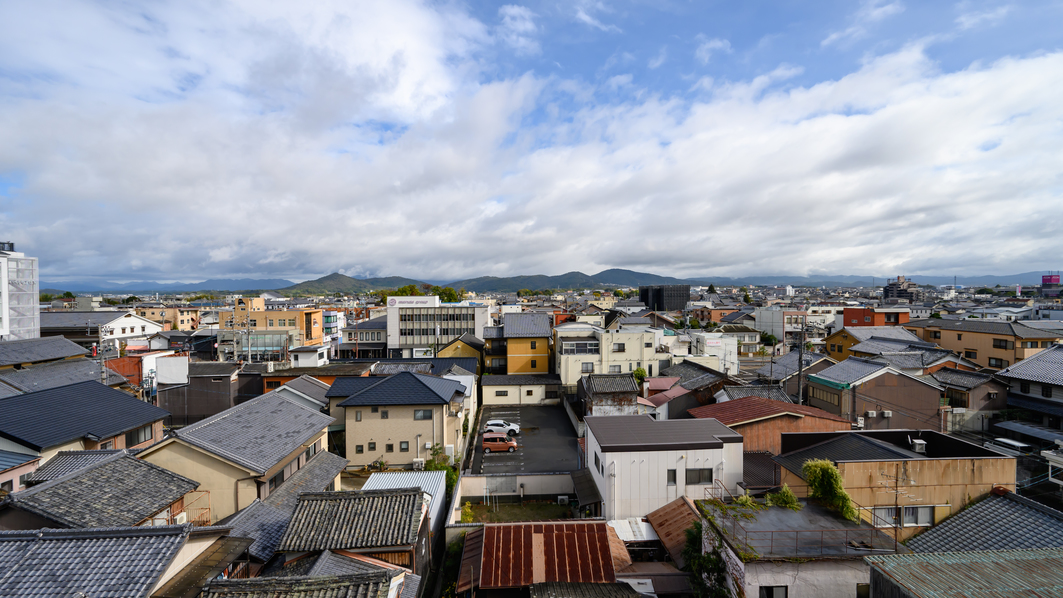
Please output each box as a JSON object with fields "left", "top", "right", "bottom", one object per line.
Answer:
{"left": 41, "top": 269, "right": 1056, "bottom": 295}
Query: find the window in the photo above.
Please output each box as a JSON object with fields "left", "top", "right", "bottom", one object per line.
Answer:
{"left": 400, "top": 441, "right": 410, "bottom": 452}
{"left": 645, "top": 342, "right": 652, "bottom": 348}
{"left": 930, "top": 331, "right": 941, "bottom": 339}
{"left": 1043, "top": 385, "right": 1054, "bottom": 398}
{"left": 249, "top": 320, "right": 257, "bottom": 327}
{"left": 0, "top": 480, "right": 10, "bottom": 493}
{"left": 594, "top": 453, "right": 600, "bottom": 470}
{"left": 141, "top": 325, "right": 146, "bottom": 332}
{"left": 268, "top": 319, "right": 274, "bottom": 327}
{"left": 871, "top": 507, "right": 899, "bottom": 527}
{"left": 100, "top": 439, "right": 114, "bottom": 450}
{"left": 667, "top": 469, "right": 676, "bottom": 486}
{"left": 371, "top": 406, "right": 379, "bottom": 413}
{"left": 265, "top": 380, "right": 280, "bottom": 389}
{"left": 582, "top": 363, "right": 594, "bottom": 373}
{"left": 1022, "top": 341, "right": 1039, "bottom": 348}
{"left": 495, "top": 390, "right": 509, "bottom": 397}
{"left": 18, "top": 473, "right": 28, "bottom": 489}
{"left": 414, "top": 409, "right": 433, "bottom": 420}
{"left": 268, "top": 471, "right": 284, "bottom": 492}
{"left": 685, "top": 468, "right": 713, "bottom": 485}
{"left": 904, "top": 505, "right": 933, "bottom": 526}
{"left": 809, "top": 386, "right": 840, "bottom": 406}
{"left": 964, "top": 350, "right": 977, "bottom": 359}
{"left": 531, "top": 360, "right": 537, "bottom": 369}
{"left": 526, "top": 390, "right": 533, "bottom": 396}
{"left": 759, "top": 587, "right": 787, "bottom": 598}
{"left": 1021, "top": 382, "right": 1031, "bottom": 393}
{"left": 864, "top": 316, "right": 871, "bottom": 322}
{"left": 386, "top": 444, "right": 394, "bottom": 453}
{"left": 612, "top": 343, "right": 625, "bottom": 352}
{"left": 355, "top": 410, "right": 362, "bottom": 422}
{"left": 609, "top": 365, "right": 621, "bottom": 374}
{"left": 530, "top": 341, "right": 537, "bottom": 350}
{"left": 946, "top": 388, "right": 968, "bottom": 408}
{"left": 124, "top": 424, "right": 153, "bottom": 447}
{"left": 368, "top": 442, "right": 376, "bottom": 451}
{"left": 992, "top": 338, "right": 1014, "bottom": 350}
{"left": 121, "top": 327, "right": 127, "bottom": 334}
{"left": 288, "top": 318, "right": 296, "bottom": 326}
{"left": 988, "top": 357, "right": 1009, "bottom": 368}
{"left": 381, "top": 410, "right": 389, "bottom": 419}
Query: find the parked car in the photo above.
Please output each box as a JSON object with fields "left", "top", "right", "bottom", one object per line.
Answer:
{"left": 482, "top": 432, "right": 517, "bottom": 453}
{"left": 483, "top": 419, "right": 520, "bottom": 436}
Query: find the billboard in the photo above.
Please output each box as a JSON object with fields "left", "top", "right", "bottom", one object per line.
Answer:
{"left": 387, "top": 296, "right": 441, "bottom": 308}
{"left": 1043, "top": 275, "right": 1060, "bottom": 285}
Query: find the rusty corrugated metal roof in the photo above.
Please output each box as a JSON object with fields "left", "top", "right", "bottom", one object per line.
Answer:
{"left": 645, "top": 497, "right": 700, "bottom": 569}
{"left": 460, "top": 522, "right": 631, "bottom": 591}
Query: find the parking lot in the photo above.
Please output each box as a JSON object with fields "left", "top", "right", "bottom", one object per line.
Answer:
{"left": 471, "top": 405, "right": 581, "bottom": 474}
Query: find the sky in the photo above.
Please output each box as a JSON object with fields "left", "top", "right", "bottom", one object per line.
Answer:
{"left": 1, "top": 0, "right": 1062, "bottom": 284}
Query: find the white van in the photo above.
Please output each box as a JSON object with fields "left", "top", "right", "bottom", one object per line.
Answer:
{"left": 984, "top": 437, "right": 1033, "bottom": 456}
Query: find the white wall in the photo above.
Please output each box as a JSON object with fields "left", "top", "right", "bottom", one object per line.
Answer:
{"left": 587, "top": 427, "right": 743, "bottom": 520}
{"left": 745, "top": 559, "right": 870, "bottom": 598}
{"left": 156, "top": 355, "right": 190, "bottom": 384}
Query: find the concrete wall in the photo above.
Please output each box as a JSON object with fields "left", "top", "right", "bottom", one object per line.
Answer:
{"left": 450, "top": 473, "right": 577, "bottom": 523}
{"left": 745, "top": 559, "right": 871, "bottom": 598}
{"left": 483, "top": 384, "right": 548, "bottom": 405}
{"left": 140, "top": 440, "right": 259, "bottom": 522}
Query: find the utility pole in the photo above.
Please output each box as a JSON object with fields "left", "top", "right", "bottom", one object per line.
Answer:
{"left": 796, "top": 316, "right": 807, "bottom": 405}
{"left": 98, "top": 325, "right": 113, "bottom": 385}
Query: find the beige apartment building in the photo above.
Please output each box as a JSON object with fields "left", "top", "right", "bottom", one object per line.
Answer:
{"left": 553, "top": 321, "right": 668, "bottom": 387}
{"left": 136, "top": 305, "right": 201, "bottom": 331}
{"left": 218, "top": 297, "right": 323, "bottom": 360}
{"left": 903, "top": 319, "right": 1060, "bottom": 370}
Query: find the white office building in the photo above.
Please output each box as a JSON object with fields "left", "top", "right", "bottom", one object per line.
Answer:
{"left": 0, "top": 242, "right": 39, "bottom": 341}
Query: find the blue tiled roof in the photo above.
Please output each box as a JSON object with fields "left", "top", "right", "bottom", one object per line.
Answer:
{"left": 326, "top": 376, "right": 382, "bottom": 398}
{"left": 338, "top": 372, "right": 465, "bottom": 407}
{"left": 0, "top": 381, "right": 169, "bottom": 451}
{"left": 907, "top": 491, "right": 1063, "bottom": 553}
{"left": 0, "top": 450, "right": 37, "bottom": 472}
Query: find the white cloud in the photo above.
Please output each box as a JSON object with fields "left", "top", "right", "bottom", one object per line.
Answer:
{"left": 695, "top": 36, "right": 732, "bottom": 64}
{"left": 574, "top": 1, "right": 621, "bottom": 33}
{"left": 648, "top": 47, "right": 667, "bottom": 69}
{"left": 956, "top": 4, "right": 1011, "bottom": 30}
{"left": 822, "top": 0, "right": 905, "bottom": 47}
{"left": 497, "top": 5, "right": 540, "bottom": 56}
{"left": 1, "top": 3, "right": 1062, "bottom": 282}
{"left": 607, "top": 74, "right": 633, "bottom": 90}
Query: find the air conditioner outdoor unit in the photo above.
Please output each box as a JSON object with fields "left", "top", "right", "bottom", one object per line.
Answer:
{"left": 557, "top": 495, "right": 569, "bottom": 505}
{"left": 425, "top": 442, "right": 433, "bottom": 450}
{"left": 911, "top": 439, "right": 927, "bottom": 454}
{"left": 865, "top": 411, "right": 877, "bottom": 418}
{"left": 882, "top": 410, "right": 893, "bottom": 418}
{"left": 173, "top": 512, "right": 188, "bottom": 525}
{"left": 412, "top": 458, "right": 425, "bottom": 470}
{"left": 856, "top": 416, "right": 865, "bottom": 428}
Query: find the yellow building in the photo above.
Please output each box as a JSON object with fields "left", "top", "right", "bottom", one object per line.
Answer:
{"left": 136, "top": 305, "right": 201, "bottom": 331}
{"left": 437, "top": 333, "right": 485, "bottom": 374}
{"left": 822, "top": 326, "right": 924, "bottom": 362}
{"left": 138, "top": 391, "right": 339, "bottom": 522}
{"left": 221, "top": 297, "right": 324, "bottom": 346}
{"left": 903, "top": 319, "right": 1060, "bottom": 370}
{"left": 482, "top": 312, "right": 553, "bottom": 375}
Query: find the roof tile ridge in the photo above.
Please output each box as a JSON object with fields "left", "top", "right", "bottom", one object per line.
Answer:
{"left": 10, "top": 450, "right": 130, "bottom": 499}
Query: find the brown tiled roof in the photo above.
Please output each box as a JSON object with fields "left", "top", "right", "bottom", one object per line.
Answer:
{"left": 687, "top": 395, "right": 850, "bottom": 425}
{"left": 461, "top": 522, "right": 631, "bottom": 591}
{"left": 645, "top": 377, "right": 680, "bottom": 391}
{"left": 645, "top": 497, "right": 700, "bottom": 569}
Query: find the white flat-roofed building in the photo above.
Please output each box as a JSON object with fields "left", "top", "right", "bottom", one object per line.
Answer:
{"left": 584, "top": 414, "right": 744, "bottom": 520}
{"left": 385, "top": 296, "right": 490, "bottom": 358}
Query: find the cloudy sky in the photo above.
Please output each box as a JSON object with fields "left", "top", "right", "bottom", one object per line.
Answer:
{"left": 1, "top": 0, "right": 1061, "bottom": 284}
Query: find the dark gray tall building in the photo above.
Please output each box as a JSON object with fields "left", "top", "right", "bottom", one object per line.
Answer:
{"left": 638, "top": 285, "right": 690, "bottom": 311}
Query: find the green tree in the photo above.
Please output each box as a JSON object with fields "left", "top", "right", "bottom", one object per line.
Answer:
{"left": 976, "top": 288, "right": 994, "bottom": 294}
{"left": 929, "top": 312, "right": 942, "bottom": 319}
{"left": 613, "top": 289, "right": 624, "bottom": 298}
{"left": 743, "top": 293, "right": 752, "bottom": 304}
{"left": 633, "top": 367, "right": 647, "bottom": 385}
{"left": 62, "top": 291, "right": 75, "bottom": 299}
{"left": 802, "top": 459, "right": 858, "bottom": 521}
{"left": 760, "top": 333, "right": 778, "bottom": 347}
{"left": 681, "top": 519, "right": 733, "bottom": 598}
{"left": 391, "top": 284, "right": 423, "bottom": 296}
{"left": 689, "top": 317, "right": 701, "bottom": 329}
{"left": 123, "top": 295, "right": 140, "bottom": 304}
{"left": 707, "top": 284, "right": 717, "bottom": 294}
{"left": 39, "top": 293, "right": 55, "bottom": 302}
{"left": 425, "top": 443, "right": 458, "bottom": 496}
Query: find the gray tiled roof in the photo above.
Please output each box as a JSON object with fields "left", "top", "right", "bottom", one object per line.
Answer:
{"left": 810, "top": 357, "right": 889, "bottom": 385}
{"left": 774, "top": 434, "right": 923, "bottom": 478}
{"left": 203, "top": 570, "right": 399, "bottom": 598}
{"left": 723, "top": 385, "right": 794, "bottom": 403}
{"left": 660, "top": 361, "right": 724, "bottom": 391}
{"left": 266, "top": 551, "right": 393, "bottom": 578}
{"left": 2, "top": 451, "right": 198, "bottom": 528}
{"left": 841, "top": 326, "right": 923, "bottom": 343}
{"left": 529, "top": 582, "right": 640, "bottom": 598}
{"left": 222, "top": 451, "right": 348, "bottom": 561}
{"left": 931, "top": 368, "right": 996, "bottom": 390}
{"left": 346, "top": 318, "right": 388, "bottom": 330}
{"left": 25, "top": 449, "right": 139, "bottom": 483}
{"left": 585, "top": 415, "right": 742, "bottom": 452}
{"left": 996, "top": 345, "right": 1063, "bottom": 386}
{"left": 0, "top": 380, "right": 169, "bottom": 451}
{"left": 327, "top": 376, "right": 386, "bottom": 398}
{"left": 0, "top": 524, "right": 190, "bottom": 597}
{"left": 482, "top": 326, "right": 503, "bottom": 339}
{"left": 278, "top": 489, "right": 425, "bottom": 552}
{"left": 338, "top": 372, "right": 465, "bottom": 407}
{"left": 174, "top": 390, "right": 334, "bottom": 474}
{"left": 481, "top": 374, "right": 563, "bottom": 386}
{"left": 282, "top": 375, "right": 331, "bottom": 404}
{"left": 371, "top": 362, "right": 432, "bottom": 376}
{"left": 848, "top": 337, "right": 937, "bottom": 355}
{"left": 40, "top": 310, "right": 131, "bottom": 329}
{"left": 0, "top": 450, "right": 37, "bottom": 472}
{"left": 907, "top": 491, "right": 1063, "bottom": 553}
{"left": 584, "top": 373, "right": 639, "bottom": 394}
{"left": 865, "top": 548, "right": 1063, "bottom": 596}
{"left": 754, "top": 351, "right": 832, "bottom": 380}
{"left": 0, "top": 336, "right": 86, "bottom": 366}
{"left": 904, "top": 318, "right": 1061, "bottom": 339}
{"left": 0, "top": 357, "right": 127, "bottom": 393}
{"left": 502, "top": 313, "right": 553, "bottom": 338}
